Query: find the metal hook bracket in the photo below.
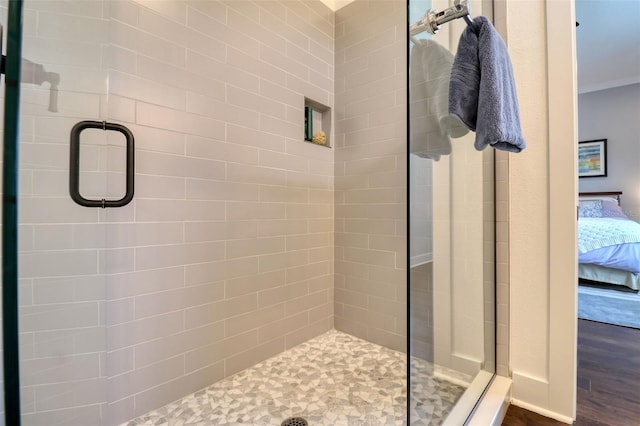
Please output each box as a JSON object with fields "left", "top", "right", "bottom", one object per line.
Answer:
{"left": 410, "top": 0, "right": 472, "bottom": 36}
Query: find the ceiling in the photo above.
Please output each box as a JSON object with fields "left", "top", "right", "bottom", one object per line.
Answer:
{"left": 575, "top": 0, "right": 640, "bottom": 93}
{"left": 318, "top": 0, "right": 353, "bottom": 11}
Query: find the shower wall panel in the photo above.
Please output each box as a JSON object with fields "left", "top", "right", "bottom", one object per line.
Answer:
{"left": 334, "top": 0, "right": 407, "bottom": 352}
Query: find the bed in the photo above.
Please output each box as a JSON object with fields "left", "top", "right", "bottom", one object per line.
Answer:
{"left": 578, "top": 191, "right": 640, "bottom": 290}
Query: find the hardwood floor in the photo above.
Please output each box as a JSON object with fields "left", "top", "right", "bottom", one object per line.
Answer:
{"left": 502, "top": 319, "right": 640, "bottom": 425}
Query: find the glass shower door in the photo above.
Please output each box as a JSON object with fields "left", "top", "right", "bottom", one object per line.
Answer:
{"left": 408, "top": 0, "right": 496, "bottom": 423}
{"left": 2, "top": 0, "right": 112, "bottom": 423}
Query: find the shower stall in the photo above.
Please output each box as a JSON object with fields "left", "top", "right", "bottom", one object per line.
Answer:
{"left": 1, "top": 0, "right": 495, "bottom": 424}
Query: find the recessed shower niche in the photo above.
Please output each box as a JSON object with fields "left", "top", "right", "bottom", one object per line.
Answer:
{"left": 304, "top": 97, "right": 331, "bottom": 147}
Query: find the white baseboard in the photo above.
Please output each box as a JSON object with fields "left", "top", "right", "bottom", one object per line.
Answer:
{"left": 509, "top": 399, "right": 574, "bottom": 424}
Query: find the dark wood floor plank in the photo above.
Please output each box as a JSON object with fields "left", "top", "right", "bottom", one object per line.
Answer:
{"left": 503, "top": 319, "right": 640, "bottom": 426}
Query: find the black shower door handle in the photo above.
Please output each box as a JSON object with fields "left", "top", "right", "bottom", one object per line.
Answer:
{"left": 69, "top": 120, "right": 135, "bottom": 208}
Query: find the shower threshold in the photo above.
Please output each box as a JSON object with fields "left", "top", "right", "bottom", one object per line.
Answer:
{"left": 121, "top": 330, "right": 464, "bottom": 425}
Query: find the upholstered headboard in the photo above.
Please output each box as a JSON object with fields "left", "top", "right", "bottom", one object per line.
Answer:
{"left": 579, "top": 191, "right": 622, "bottom": 206}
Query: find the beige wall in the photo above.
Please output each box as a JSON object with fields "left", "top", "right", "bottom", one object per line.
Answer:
{"left": 333, "top": 0, "right": 407, "bottom": 352}
{"left": 506, "top": 0, "right": 577, "bottom": 421}
{"left": 578, "top": 83, "right": 640, "bottom": 220}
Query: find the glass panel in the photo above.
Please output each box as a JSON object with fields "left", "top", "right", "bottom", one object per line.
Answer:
{"left": 408, "top": 0, "right": 496, "bottom": 423}
{"left": 0, "top": 0, "right": 496, "bottom": 424}
{"left": 12, "top": 1, "right": 110, "bottom": 424}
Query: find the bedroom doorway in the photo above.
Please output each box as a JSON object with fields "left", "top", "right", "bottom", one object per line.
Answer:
{"left": 575, "top": 0, "right": 640, "bottom": 423}
{"left": 575, "top": 0, "right": 640, "bottom": 325}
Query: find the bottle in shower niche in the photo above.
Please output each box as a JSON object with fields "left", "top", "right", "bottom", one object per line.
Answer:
{"left": 304, "top": 106, "right": 313, "bottom": 141}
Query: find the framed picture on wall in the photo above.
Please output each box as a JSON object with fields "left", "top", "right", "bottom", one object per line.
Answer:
{"left": 578, "top": 139, "right": 607, "bottom": 178}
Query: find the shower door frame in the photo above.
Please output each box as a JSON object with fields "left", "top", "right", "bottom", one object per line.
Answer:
{"left": 2, "top": 0, "right": 25, "bottom": 424}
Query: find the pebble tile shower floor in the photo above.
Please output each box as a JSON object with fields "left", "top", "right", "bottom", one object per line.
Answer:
{"left": 122, "top": 330, "right": 465, "bottom": 426}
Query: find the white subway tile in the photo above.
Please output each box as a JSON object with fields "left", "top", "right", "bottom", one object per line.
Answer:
{"left": 38, "top": 11, "right": 108, "bottom": 43}
{"left": 260, "top": 114, "right": 302, "bottom": 140}
{"left": 186, "top": 179, "right": 259, "bottom": 201}
{"left": 259, "top": 185, "right": 308, "bottom": 203}
{"left": 184, "top": 26, "right": 227, "bottom": 63}
{"left": 226, "top": 237, "right": 285, "bottom": 259}
{"left": 98, "top": 248, "right": 134, "bottom": 274}
{"left": 134, "top": 322, "right": 225, "bottom": 368}
{"left": 225, "top": 270, "right": 287, "bottom": 298}
{"left": 110, "top": 71, "right": 186, "bottom": 111}
{"left": 33, "top": 224, "right": 74, "bottom": 250}
{"left": 135, "top": 174, "right": 186, "bottom": 199}
{"left": 135, "top": 199, "right": 225, "bottom": 222}
{"left": 105, "top": 298, "right": 134, "bottom": 326}
{"left": 228, "top": 86, "right": 286, "bottom": 120}
{"left": 107, "top": 311, "right": 184, "bottom": 351}
{"left": 26, "top": 0, "right": 103, "bottom": 18}
{"left": 107, "top": 347, "right": 133, "bottom": 377}
{"left": 19, "top": 249, "right": 99, "bottom": 278}
{"left": 185, "top": 257, "right": 259, "bottom": 286}
{"left": 133, "top": 125, "right": 186, "bottom": 156}
{"left": 20, "top": 302, "right": 102, "bottom": 332}
{"left": 136, "top": 0, "right": 187, "bottom": 25}
{"left": 109, "top": 20, "right": 186, "bottom": 67}
{"left": 286, "top": 74, "right": 330, "bottom": 106}
{"left": 21, "top": 353, "right": 101, "bottom": 387}
{"left": 185, "top": 331, "right": 256, "bottom": 374}
{"left": 107, "top": 355, "right": 184, "bottom": 402}
{"left": 186, "top": 135, "right": 259, "bottom": 164}
{"left": 135, "top": 241, "right": 225, "bottom": 271}
{"left": 286, "top": 262, "right": 329, "bottom": 284}
{"left": 189, "top": 7, "right": 261, "bottom": 57}
{"left": 138, "top": 4, "right": 190, "bottom": 44}
{"left": 224, "top": 0, "right": 260, "bottom": 23}
{"left": 224, "top": 303, "right": 285, "bottom": 338}
{"left": 259, "top": 149, "right": 308, "bottom": 173}
{"left": 32, "top": 275, "right": 106, "bottom": 305}
{"left": 226, "top": 124, "right": 286, "bottom": 152}
{"left": 184, "top": 221, "right": 258, "bottom": 243}
{"left": 107, "top": 0, "right": 138, "bottom": 26}
{"left": 186, "top": 92, "right": 260, "bottom": 130}
{"left": 286, "top": 41, "right": 329, "bottom": 77}
{"left": 286, "top": 233, "right": 329, "bottom": 251}
{"left": 258, "top": 250, "right": 308, "bottom": 273}
{"left": 224, "top": 336, "right": 284, "bottom": 377}
{"left": 227, "top": 7, "right": 285, "bottom": 54}
{"left": 226, "top": 201, "right": 286, "bottom": 221}
{"left": 187, "top": 1, "right": 227, "bottom": 23}
{"left": 257, "top": 219, "right": 308, "bottom": 237}
{"left": 137, "top": 102, "right": 226, "bottom": 139}
{"left": 137, "top": 149, "right": 225, "bottom": 181}
{"left": 22, "top": 36, "right": 103, "bottom": 67}
{"left": 227, "top": 46, "right": 287, "bottom": 87}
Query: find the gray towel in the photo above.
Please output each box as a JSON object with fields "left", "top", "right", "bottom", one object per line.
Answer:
{"left": 449, "top": 16, "right": 526, "bottom": 153}
{"left": 410, "top": 39, "right": 469, "bottom": 161}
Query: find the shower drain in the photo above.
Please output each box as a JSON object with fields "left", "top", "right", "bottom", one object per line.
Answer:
{"left": 281, "top": 417, "right": 308, "bottom": 426}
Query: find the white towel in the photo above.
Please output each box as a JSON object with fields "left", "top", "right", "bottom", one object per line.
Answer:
{"left": 410, "top": 39, "right": 468, "bottom": 161}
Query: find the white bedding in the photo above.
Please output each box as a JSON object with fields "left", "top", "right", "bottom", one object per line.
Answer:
{"left": 578, "top": 217, "right": 640, "bottom": 274}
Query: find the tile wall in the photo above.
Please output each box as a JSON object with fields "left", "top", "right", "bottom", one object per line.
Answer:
{"left": 334, "top": 0, "right": 407, "bottom": 352}
{"left": 11, "top": 1, "right": 336, "bottom": 424}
